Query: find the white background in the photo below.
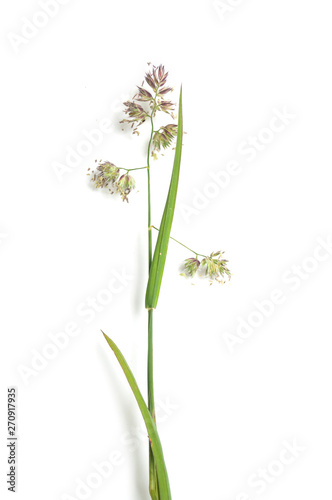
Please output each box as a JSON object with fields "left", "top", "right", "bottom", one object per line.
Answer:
{"left": 1, "top": 1, "right": 332, "bottom": 499}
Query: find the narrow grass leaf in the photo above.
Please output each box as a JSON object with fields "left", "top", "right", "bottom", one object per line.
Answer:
{"left": 145, "top": 87, "right": 183, "bottom": 309}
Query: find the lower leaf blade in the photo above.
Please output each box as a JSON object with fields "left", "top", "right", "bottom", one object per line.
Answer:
{"left": 102, "top": 331, "right": 171, "bottom": 500}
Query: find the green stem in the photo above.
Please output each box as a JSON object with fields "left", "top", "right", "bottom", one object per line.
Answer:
{"left": 147, "top": 92, "right": 160, "bottom": 500}
{"left": 148, "top": 308, "right": 159, "bottom": 499}
{"left": 147, "top": 310, "right": 155, "bottom": 417}
{"left": 151, "top": 226, "right": 206, "bottom": 258}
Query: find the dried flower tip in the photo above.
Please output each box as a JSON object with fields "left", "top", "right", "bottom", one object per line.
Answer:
{"left": 183, "top": 258, "right": 201, "bottom": 278}
{"left": 90, "top": 162, "right": 119, "bottom": 189}
{"left": 116, "top": 174, "right": 136, "bottom": 203}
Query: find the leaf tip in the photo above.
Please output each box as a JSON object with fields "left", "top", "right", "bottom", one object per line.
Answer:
{"left": 101, "top": 330, "right": 110, "bottom": 343}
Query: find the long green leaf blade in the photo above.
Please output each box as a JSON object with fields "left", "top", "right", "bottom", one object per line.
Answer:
{"left": 145, "top": 87, "right": 183, "bottom": 309}
{"left": 102, "top": 332, "right": 171, "bottom": 500}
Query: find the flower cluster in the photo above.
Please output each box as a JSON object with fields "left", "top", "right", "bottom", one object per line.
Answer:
{"left": 145, "top": 65, "right": 169, "bottom": 91}
{"left": 201, "top": 252, "right": 231, "bottom": 283}
{"left": 89, "top": 162, "right": 119, "bottom": 188}
{"left": 120, "top": 64, "right": 176, "bottom": 135}
{"left": 182, "top": 251, "right": 231, "bottom": 284}
{"left": 183, "top": 258, "right": 201, "bottom": 278}
{"left": 116, "top": 173, "right": 136, "bottom": 203}
{"left": 88, "top": 162, "right": 135, "bottom": 203}
{"left": 152, "top": 124, "right": 178, "bottom": 153}
{"left": 120, "top": 101, "right": 148, "bottom": 132}
{"left": 88, "top": 64, "right": 177, "bottom": 202}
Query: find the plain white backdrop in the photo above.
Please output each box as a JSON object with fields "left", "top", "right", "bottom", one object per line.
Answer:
{"left": 1, "top": 1, "right": 332, "bottom": 499}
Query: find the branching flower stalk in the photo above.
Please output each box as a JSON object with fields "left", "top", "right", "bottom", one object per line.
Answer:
{"left": 151, "top": 226, "right": 231, "bottom": 283}
{"left": 88, "top": 64, "right": 231, "bottom": 500}
{"left": 146, "top": 80, "right": 160, "bottom": 500}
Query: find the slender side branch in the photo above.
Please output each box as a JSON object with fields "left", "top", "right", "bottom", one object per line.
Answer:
{"left": 151, "top": 225, "right": 206, "bottom": 258}
{"left": 120, "top": 166, "right": 149, "bottom": 173}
